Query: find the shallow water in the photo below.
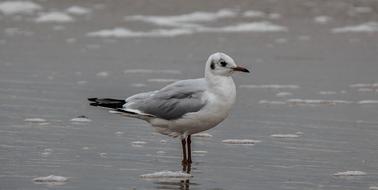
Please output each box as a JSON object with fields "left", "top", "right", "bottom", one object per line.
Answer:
{"left": 1, "top": 0, "right": 378, "bottom": 189}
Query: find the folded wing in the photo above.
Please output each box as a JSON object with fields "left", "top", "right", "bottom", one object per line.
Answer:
{"left": 123, "top": 78, "right": 207, "bottom": 120}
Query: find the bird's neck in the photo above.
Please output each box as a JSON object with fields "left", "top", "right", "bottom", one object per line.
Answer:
{"left": 206, "top": 74, "right": 236, "bottom": 102}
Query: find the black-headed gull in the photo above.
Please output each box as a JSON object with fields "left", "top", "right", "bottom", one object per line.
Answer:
{"left": 88, "top": 52, "right": 249, "bottom": 166}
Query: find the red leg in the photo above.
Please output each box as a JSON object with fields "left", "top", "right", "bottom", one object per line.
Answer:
{"left": 187, "top": 135, "right": 192, "bottom": 164}
{"left": 181, "top": 138, "right": 187, "bottom": 166}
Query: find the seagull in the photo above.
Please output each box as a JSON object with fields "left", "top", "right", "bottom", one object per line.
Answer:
{"left": 88, "top": 52, "right": 249, "bottom": 166}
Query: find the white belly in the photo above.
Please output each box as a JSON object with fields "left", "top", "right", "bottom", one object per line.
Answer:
{"left": 149, "top": 89, "right": 235, "bottom": 138}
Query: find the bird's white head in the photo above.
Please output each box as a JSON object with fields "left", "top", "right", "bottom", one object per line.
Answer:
{"left": 205, "top": 52, "right": 249, "bottom": 78}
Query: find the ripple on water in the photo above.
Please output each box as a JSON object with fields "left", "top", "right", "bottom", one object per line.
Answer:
{"left": 140, "top": 171, "right": 191, "bottom": 179}
{"left": 271, "top": 134, "right": 300, "bottom": 138}
{"left": 24, "top": 118, "right": 46, "bottom": 122}
{"left": 222, "top": 139, "right": 260, "bottom": 145}
{"left": 33, "top": 175, "right": 68, "bottom": 185}
{"left": 333, "top": 171, "right": 366, "bottom": 176}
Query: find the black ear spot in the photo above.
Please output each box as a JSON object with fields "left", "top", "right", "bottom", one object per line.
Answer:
{"left": 210, "top": 62, "right": 215, "bottom": 70}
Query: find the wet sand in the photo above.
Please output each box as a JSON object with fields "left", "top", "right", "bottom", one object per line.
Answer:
{"left": 1, "top": 0, "right": 378, "bottom": 189}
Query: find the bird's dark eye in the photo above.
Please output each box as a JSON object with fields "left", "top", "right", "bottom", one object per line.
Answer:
{"left": 220, "top": 60, "right": 227, "bottom": 67}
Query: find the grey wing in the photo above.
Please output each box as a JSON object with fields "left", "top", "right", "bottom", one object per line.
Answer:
{"left": 125, "top": 90, "right": 158, "bottom": 102}
{"left": 124, "top": 78, "right": 207, "bottom": 120}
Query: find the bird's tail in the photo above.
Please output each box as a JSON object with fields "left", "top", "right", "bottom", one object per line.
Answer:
{"left": 88, "top": 98, "right": 126, "bottom": 109}
{"left": 88, "top": 97, "right": 154, "bottom": 120}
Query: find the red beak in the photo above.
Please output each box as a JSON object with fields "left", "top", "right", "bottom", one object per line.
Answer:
{"left": 232, "top": 66, "right": 250, "bottom": 73}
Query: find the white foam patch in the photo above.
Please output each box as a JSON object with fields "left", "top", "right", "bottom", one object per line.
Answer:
{"left": 88, "top": 28, "right": 193, "bottom": 38}
{"left": 99, "top": 152, "right": 107, "bottom": 158}
{"left": 124, "top": 69, "right": 182, "bottom": 74}
{"left": 370, "top": 186, "right": 378, "bottom": 190}
{"left": 314, "top": 16, "right": 332, "bottom": 24}
{"left": 350, "top": 83, "right": 378, "bottom": 88}
{"left": 358, "top": 100, "right": 378, "bottom": 104}
{"left": 222, "top": 139, "right": 260, "bottom": 145}
{"left": 193, "top": 150, "right": 208, "bottom": 154}
{"left": 140, "top": 171, "right": 192, "bottom": 179}
{"left": 33, "top": 175, "right": 68, "bottom": 185}
{"left": 240, "top": 84, "right": 299, "bottom": 89}
{"left": 66, "top": 6, "right": 91, "bottom": 15}
{"left": 147, "top": 78, "right": 179, "bottom": 83}
{"left": 259, "top": 100, "right": 286, "bottom": 105}
{"left": 41, "top": 148, "right": 52, "bottom": 157}
{"left": 131, "top": 141, "right": 147, "bottom": 147}
{"left": 115, "top": 131, "right": 124, "bottom": 135}
{"left": 160, "top": 139, "right": 167, "bottom": 143}
{"left": 243, "top": 10, "right": 266, "bottom": 18}
{"left": 332, "top": 22, "right": 378, "bottom": 33}
{"left": 35, "top": 12, "right": 74, "bottom": 23}
{"left": 96, "top": 71, "right": 109, "bottom": 77}
{"left": 0, "top": 1, "right": 42, "bottom": 15}
{"left": 25, "top": 118, "right": 46, "bottom": 122}
{"left": 90, "top": 9, "right": 287, "bottom": 38}
{"left": 192, "top": 133, "right": 213, "bottom": 138}
{"left": 350, "top": 83, "right": 378, "bottom": 92}
{"left": 276, "top": 92, "right": 292, "bottom": 97}
{"left": 318, "top": 91, "right": 337, "bottom": 95}
{"left": 125, "top": 9, "right": 237, "bottom": 27}
{"left": 88, "top": 22, "right": 286, "bottom": 38}
{"left": 287, "top": 99, "right": 353, "bottom": 105}
{"left": 70, "top": 117, "right": 91, "bottom": 122}
{"left": 333, "top": 171, "right": 366, "bottom": 176}
{"left": 196, "top": 22, "right": 287, "bottom": 33}
{"left": 271, "top": 134, "right": 300, "bottom": 138}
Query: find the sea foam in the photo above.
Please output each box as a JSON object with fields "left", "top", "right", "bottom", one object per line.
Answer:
{"left": 25, "top": 118, "right": 46, "bottom": 122}
{"left": 240, "top": 84, "right": 299, "bottom": 89}
{"left": 333, "top": 171, "right": 366, "bottom": 176}
{"left": 140, "top": 171, "right": 192, "bottom": 179}
{"left": 66, "top": 6, "right": 91, "bottom": 15}
{"left": 0, "top": 1, "right": 42, "bottom": 15}
{"left": 35, "top": 12, "right": 74, "bottom": 23}
{"left": 271, "top": 134, "right": 300, "bottom": 138}
{"left": 33, "top": 175, "right": 68, "bottom": 185}
{"left": 332, "top": 22, "right": 378, "bottom": 33}
{"left": 88, "top": 28, "right": 193, "bottom": 38}
{"left": 125, "top": 9, "right": 237, "bottom": 27}
{"left": 222, "top": 139, "right": 260, "bottom": 144}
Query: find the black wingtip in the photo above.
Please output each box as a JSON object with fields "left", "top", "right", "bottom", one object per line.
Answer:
{"left": 89, "top": 102, "right": 99, "bottom": 106}
{"left": 88, "top": 98, "right": 98, "bottom": 102}
{"left": 87, "top": 98, "right": 126, "bottom": 109}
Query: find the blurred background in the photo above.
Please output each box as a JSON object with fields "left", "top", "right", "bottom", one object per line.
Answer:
{"left": 0, "top": 0, "right": 377, "bottom": 189}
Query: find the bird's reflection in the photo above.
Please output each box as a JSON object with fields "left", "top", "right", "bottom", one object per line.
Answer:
{"left": 154, "top": 163, "right": 193, "bottom": 190}
{"left": 180, "top": 163, "right": 191, "bottom": 190}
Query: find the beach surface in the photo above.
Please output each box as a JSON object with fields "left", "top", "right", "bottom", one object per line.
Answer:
{"left": 1, "top": 0, "right": 378, "bottom": 189}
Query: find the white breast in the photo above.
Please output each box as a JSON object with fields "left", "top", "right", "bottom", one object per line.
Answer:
{"left": 149, "top": 76, "right": 236, "bottom": 138}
